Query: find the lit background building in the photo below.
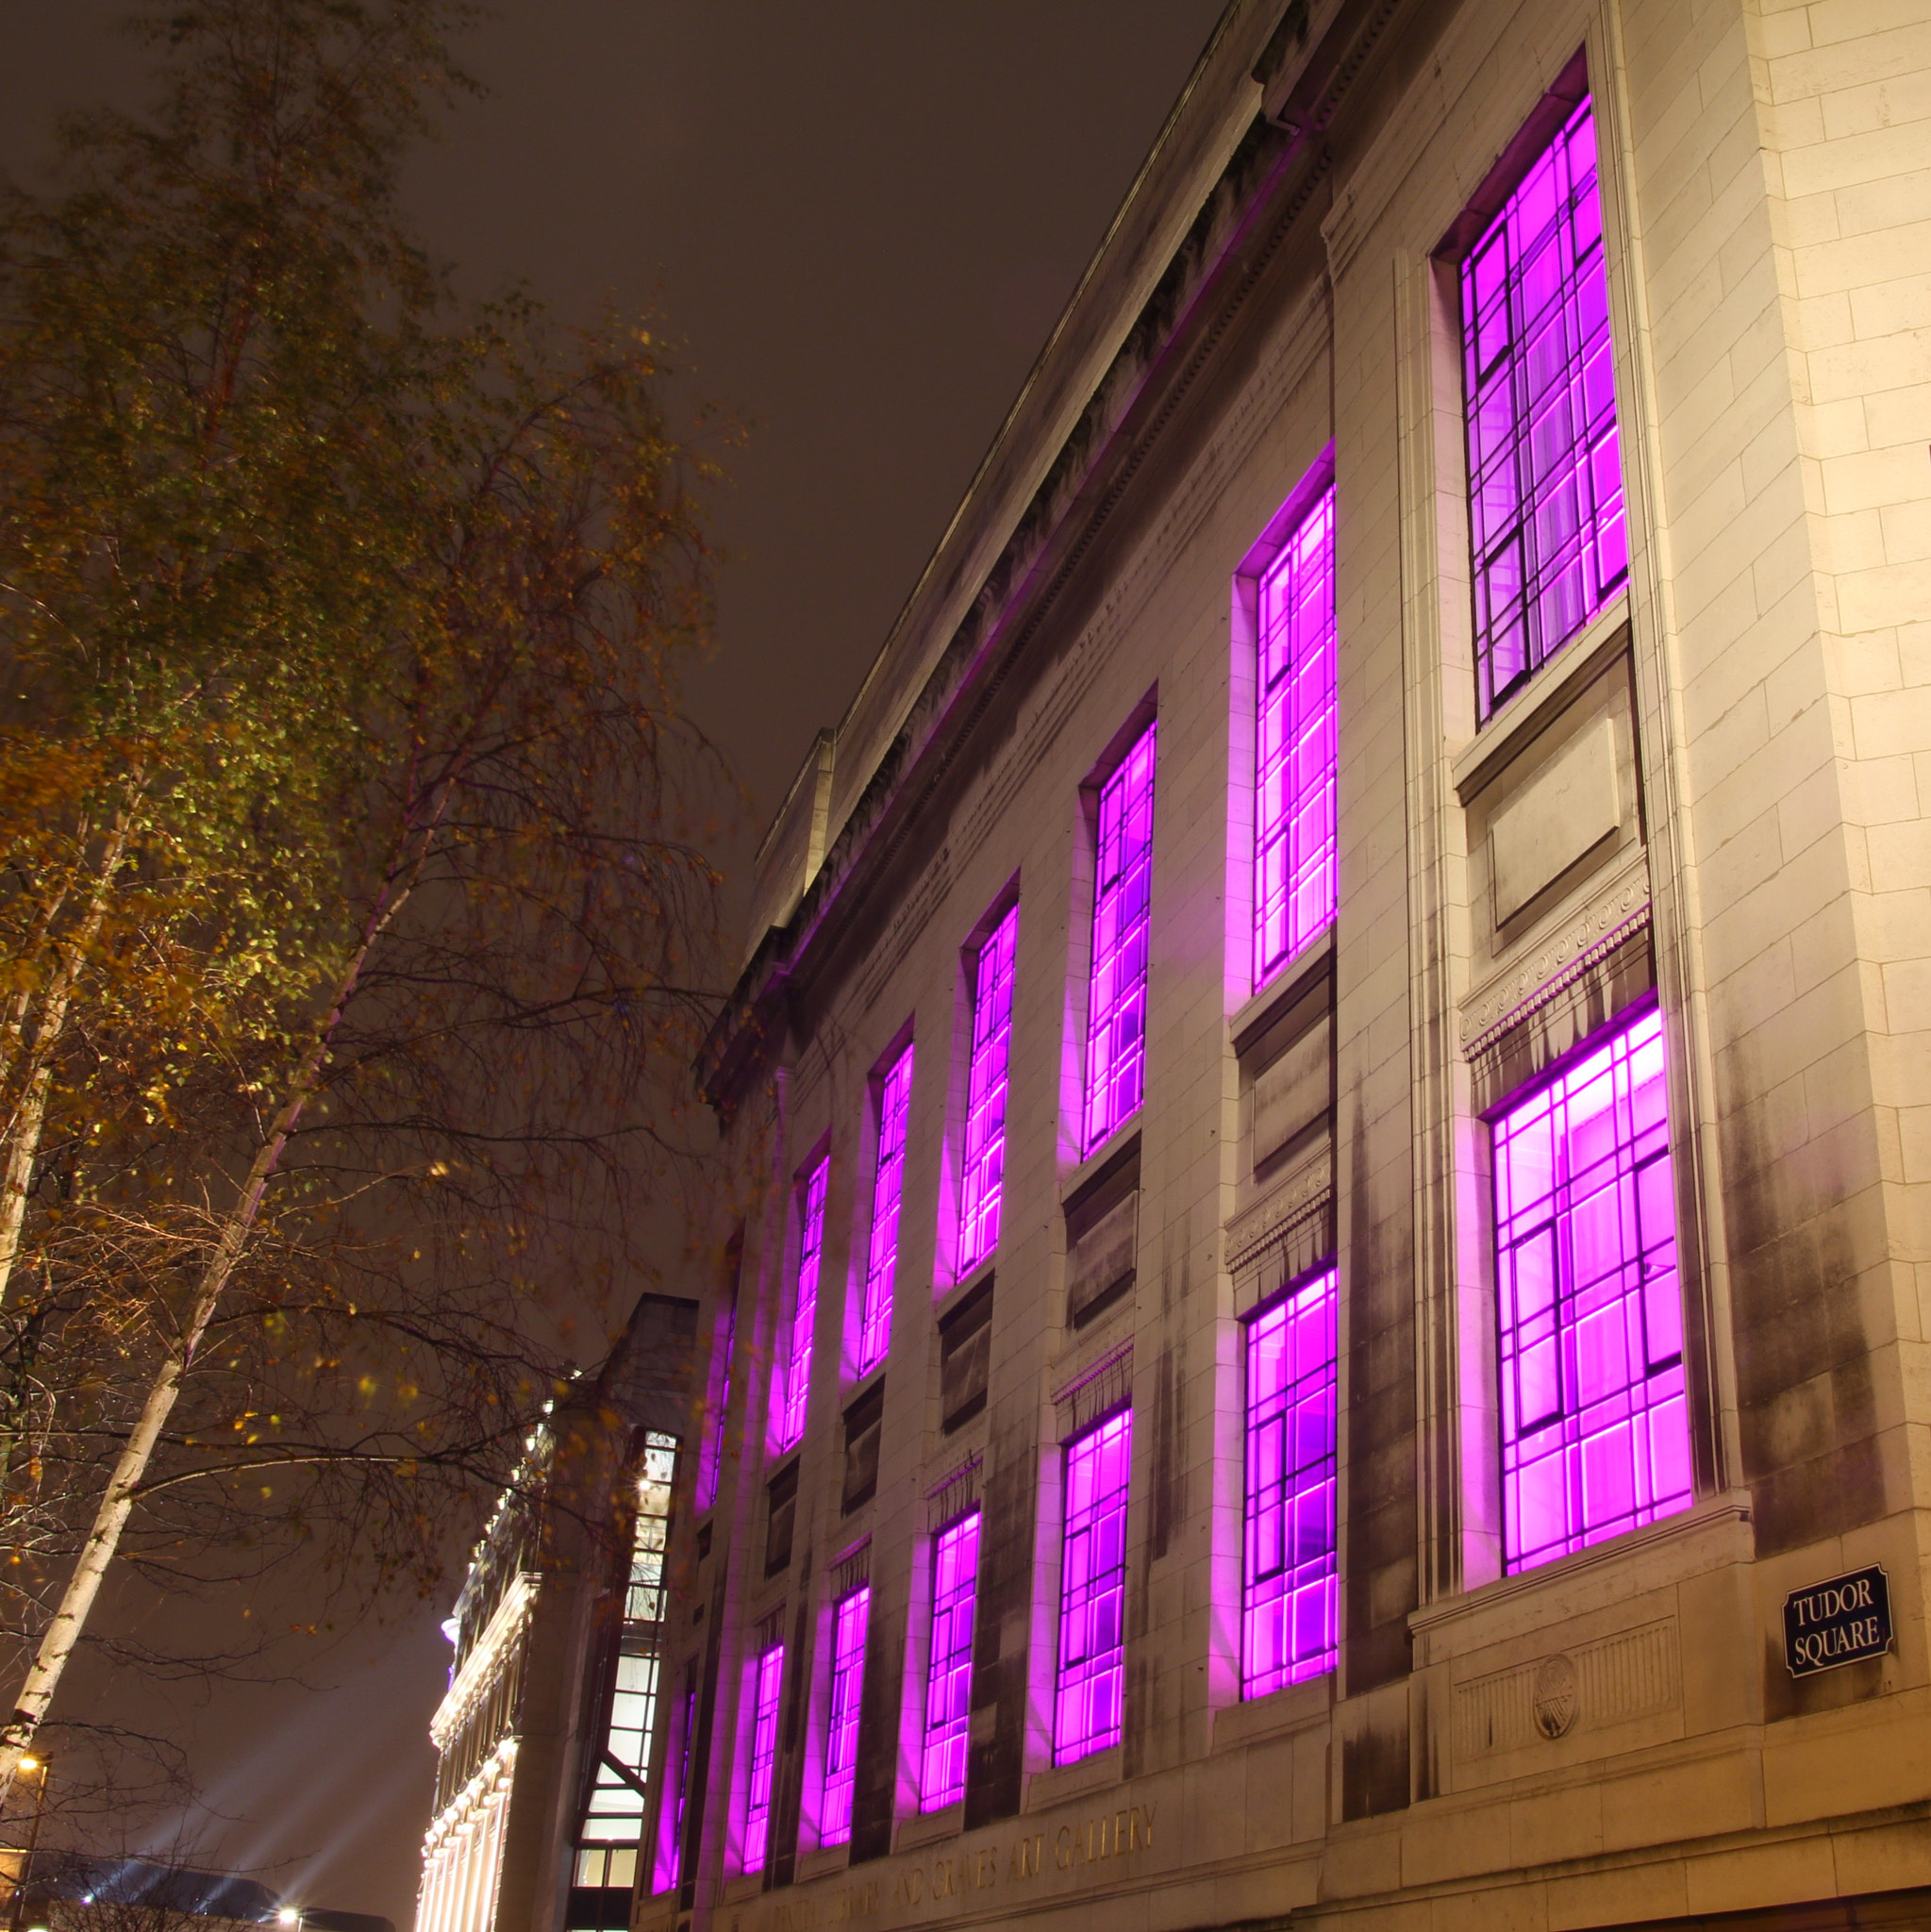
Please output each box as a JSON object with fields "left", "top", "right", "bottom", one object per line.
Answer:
{"left": 414, "top": 1297, "right": 695, "bottom": 1932}
{"left": 562, "top": 0, "right": 1928, "bottom": 1927}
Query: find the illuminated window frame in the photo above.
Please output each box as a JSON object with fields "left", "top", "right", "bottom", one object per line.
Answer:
{"left": 957, "top": 903, "right": 1019, "bottom": 1276}
{"left": 1054, "top": 1409, "right": 1130, "bottom": 1764}
{"left": 651, "top": 1662, "right": 698, "bottom": 1894}
{"left": 857, "top": 1046, "right": 914, "bottom": 1374}
{"left": 1493, "top": 1003, "right": 1690, "bottom": 1573}
{"left": 1241, "top": 1270, "right": 1337, "bottom": 1697}
{"left": 1082, "top": 722, "right": 1157, "bottom": 1155}
{"left": 774, "top": 1156, "right": 829, "bottom": 1450}
{"left": 920, "top": 1509, "right": 979, "bottom": 1810}
{"left": 1461, "top": 82, "right": 1626, "bottom": 723}
{"left": 819, "top": 1584, "right": 870, "bottom": 1846}
{"left": 697, "top": 1250, "right": 741, "bottom": 1512}
{"left": 1251, "top": 476, "right": 1338, "bottom": 989}
{"left": 742, "top": 1638, "right": 785, "bottom": 1875}
{"left": 578, "top": 1433, "right": 679, "bottom": 1857}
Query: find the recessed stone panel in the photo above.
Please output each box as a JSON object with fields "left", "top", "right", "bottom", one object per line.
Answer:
{"left": 1490, "top": 715, "right": 1621, "bottom": 924}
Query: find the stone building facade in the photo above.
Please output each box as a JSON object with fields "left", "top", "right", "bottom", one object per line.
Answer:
{"left": 637, "top": 1, "right": 1931, "bottom": 1929}
{"left": 414, "top": 1295, "right": 695, "bottom": 1932}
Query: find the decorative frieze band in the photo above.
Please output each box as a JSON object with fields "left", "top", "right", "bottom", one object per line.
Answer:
{"left": 1225, "top": 1141, "right": 1333, "bottom": 1276}
{"left": 1452, "top": 1619, "right": 1679, "bottom": 1761}
{"left": 1054, "top": 1341, "right": 1134, "bottom": 1443}
{"left": 1460, "top": 858, "right": 1652, "bottom": 1056}
{"left": 925, "top": 1454, "right": 982, "bottom": 1531}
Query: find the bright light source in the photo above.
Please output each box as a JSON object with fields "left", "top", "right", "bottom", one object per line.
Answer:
{"left": 16, "top": 1756, "right": 34, "bottom": 1771}
{"left": 277, "top": 1909, "right": 300, "bottom": 1925}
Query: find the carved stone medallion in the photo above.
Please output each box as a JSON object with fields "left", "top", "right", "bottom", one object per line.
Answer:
{"left": 1532, "top": 1654, "right": 1579, "bottom": 1739}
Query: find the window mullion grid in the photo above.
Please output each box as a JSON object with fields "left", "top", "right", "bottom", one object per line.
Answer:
{"left": 859, "top": 1049, "right": 914, "bottom": 1374}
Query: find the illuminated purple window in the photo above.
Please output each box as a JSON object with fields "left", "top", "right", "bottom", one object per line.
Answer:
{"left": 1082, "top": 723, "right": 1157, "bottom": 1154}
{"left": 652, "top": 1665, "right": 697, "bottom": 1893}
{"left": 857, "top": 1047, "right": 914, "bottom": 1373}
{"left": 819, "top": 1585, "right": 869, "bottom": 1845}
{"left": 1463, "top": 91, "right": 1626, "bottom": 722}
{"left": 697, "top": 1291, "right": 737, "bottom": 1512}
{"left": 775, "top": 1157, "right": 828, "bottom": 1449}
{"left": 957, "top": 904, "right": 1019, "bottom": 1275}
{"left": 1253, "top": 481, "right": 1337, "bottom": 986}
{"left": 1055, "top": 1410, "right": 1130, "bottom": 1763}
{"left": 1494, "top": 1005, "right": 1690, "bottom": 1573}
{"left": 1242, "top": 1268, "right": 1337, "bottom": 1696}
{"left": 921, "top": 1509, "right": 979, "bottom": 1809}
{"left": 742, "top": 1639, "right": 785, "bottom": 1874}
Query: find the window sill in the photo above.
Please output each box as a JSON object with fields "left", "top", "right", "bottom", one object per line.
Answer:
{"left": 1408, "top": 1489, "right": 1755, "bottom": 1668}
{"left": 895, "top": 1802, "right": 963, "bottom": 1853}
{"left": 1235, "top": 925, "right": 1335, "bottom": 1051}
{"left": 1024, "top": 1742, "right": 1122, "bottom": 1812}
{"left": 1452, "top": 592, "right": 1631, "bottom": 805}
{"left": 794, "top": 1841, "right": 850, "bottom": 1884}
{"left": 722, "top": 1874, "right": 764, "bottom": 1905}
{"left": 1061, "top": 1123, "right": 1140, "bottom": 1209}
{"left": 1210, "top": 1671, "right": 1334, "bottom": 1753}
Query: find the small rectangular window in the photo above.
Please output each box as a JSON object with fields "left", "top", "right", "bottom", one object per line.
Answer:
{"left": 651, "top": 1661, "right": 698, "bottom": 1894}
{"left": 1242, "top": 1270, "right": 1337, "bottom": 1696}
{"left": 774, "top": 1156, "right": 829, "bottom": 1449}
{"left": 1083, "top": 723, "right": 1157, "bottom": 1154}
{"left": 697, "top": 1239, "right": 741, "bottom": 1512}
{"left": 1494, "top": 1004, "right": 1690, "bottom": 1571}
{"left": 1252, "top": 478, "right": 1338, "bottom": 987}
{"left": 938, "top": 1277, "right": 993, "bottom": 1435}
{"left": 764, "top": 1460, "right": 799, "bottom": 1577}
{"left": 742, "top": 1638, "right": 786, "bottom": 1874}
{"left": 819, "top": 1584, "right": 870, "bottom": 1846}
{"left": 841, "top": 1379, "right": 885, "bottom": 1515}
{"left": 1462, "top": 86, "right": 1626, "bottom": 721}
{"left": 957, "top": 904, "right": 1020, "bottom": 1275}
{"left": 921, "top": 1509, "right": 980, "bottom": 1809}
{"left": 1054, "top": 1410, "right": 1131, "bottom": 1764}
{"left": 857, "top": 1044, "right": 914, "bottom": 1374}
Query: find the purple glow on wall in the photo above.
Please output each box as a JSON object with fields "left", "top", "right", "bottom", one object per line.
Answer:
{"left": 1494, "top": 1005, "right": 1690, "bottom": 1573}
{"left": 697, "top": 1291, "right": 737, "bottom": 1512}
{"left": 957, "top": 904, "right": 1019, "bottom": 1275}
{"left": 1242, "top": 1268, "right": 1337, "bottom": 1696}
{"left": 652, "top": 1665, "right": 697, "bottom": 1893}
{"left": 921, "top": 1510, "right": 979, "bottom": 1810}
{"left": 1463, "top": 92, "right": 1626, "bottom": 722}
{"left": 1055, "top": 1409, "right": 1130, "bottom": 1763}
{"left": 742, "top": 1641, "right": 785, "bottom": 1874}
{"left": 1253, "top": 480, "right": 1337, "bottom": 987}
{"left": 775, "top": 1157, "right": 829, "bottom": 1449}
{"left": 1083, "top": 722, "right": 1157, "bottom": 1154}
{"left": 858, "top": 1047, "right": 914, "bottom": 1373}
{"left": 820, "top": 1585, "right": 870, "bottom": 1846}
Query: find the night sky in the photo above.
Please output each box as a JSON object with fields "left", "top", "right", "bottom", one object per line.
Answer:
{"left": 0, "top": 3, "right": 1224, "bottom": 1917}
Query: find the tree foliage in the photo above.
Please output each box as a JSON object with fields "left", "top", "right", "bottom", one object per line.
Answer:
{"left": 0, "top": 0, "right": 722, "bottom": 1801}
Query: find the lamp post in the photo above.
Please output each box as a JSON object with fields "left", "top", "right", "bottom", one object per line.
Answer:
{"left": 6, "top": 1757, "right": 46, "bottom": 1932}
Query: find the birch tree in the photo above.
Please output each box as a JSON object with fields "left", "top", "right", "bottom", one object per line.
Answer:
{"left": 0, "top": 0, "right": 722, "bottom": 1804}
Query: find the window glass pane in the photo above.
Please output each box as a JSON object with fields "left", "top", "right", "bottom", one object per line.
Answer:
{"left": 957, "top": 905, "right": 1020, "bottom": 1274}
{"left": 921, "top": 1511, "right": 980, "bottom": 1809}
{"left": 1242, "top": 1271, "right": 1337, "bottom": 1696}
{"left": 742, "top": 1641, "right": 786, "bottom": 1874}
{"left": 820, "top": 1586, "right": 870, "bottom": 1845}
{"left": 1055, "top": 1411, "right": 1131, "bottom": 1763}
{"left": 1492, "top": 1005, "right": 1690, "bottom": 1572}
{"left": 858, "top": 1049, "right": 915, "bottom": 1372}
{"left": 1461, "top": 93, "right": 1626, "bottom": 721}
{"left": 1253, "top": 481, "right": 1337, "bottom": 986}
{"left": 1083, "top": 724, "right": 1157, "bottom": 1152}
{"left": 774, "top": 1158, "right": 829, "bottom": 1448}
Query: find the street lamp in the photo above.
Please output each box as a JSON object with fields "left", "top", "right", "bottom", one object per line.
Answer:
{"left": 6, "top": 1757, "right": 47, "bottom": 1932}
